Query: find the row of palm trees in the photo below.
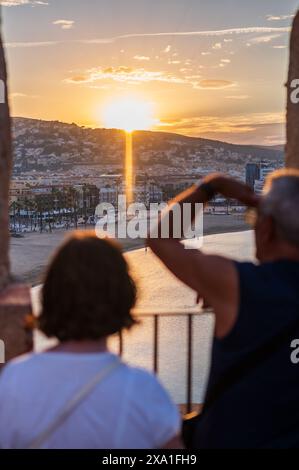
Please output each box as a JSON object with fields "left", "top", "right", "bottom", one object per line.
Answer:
{"left": 9, "top": 186, "right": 99, "bottom": 234}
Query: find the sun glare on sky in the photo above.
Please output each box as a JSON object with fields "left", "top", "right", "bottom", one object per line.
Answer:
{"left": 102, "top": 97, "right": 156, "bottom": 132}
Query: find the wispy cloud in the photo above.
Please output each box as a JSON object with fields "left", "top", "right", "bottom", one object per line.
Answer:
{"left": 79, "top": 26, "right": 291, "bottom": 45}
{"left": 6, "top": 41, "right": 58, "bottom": 48}
{"left": 10, "top": 92, "right": 39, "bottom": 98}
{"left": 133, "top": 55, "right": 150, "bottom": 61}
{"left": 66, "top": 66, "right": 222, "bottom": 90}
{"left": 197, "top": 79, "right": 234, "bottom": 89}
{"left": 10, "top": 92, "right": 27, "bottom": 97}
{"left": 0, "top": 0, "right": 48, "bottom": 6}
{"left": 65, "top": 64, "right": 238, "bottom": 91}
{"left": 266, "top": 14, "right": 294, "bottom": 22}
{"left": 247, "top": 34, "right": 282, "bottom": 45}
{"left": 66, "top": 66, "right": 190, "bottom": 86}
{"left": 225, "top": 95, "right": 250, "bottom": 100}
{"left": 4, "top": 26, "right": 291, "bottom": 49}
{"left": 53, "top": 20, "right": 75, "bottom": 30}
{"left": 158, "top": 112, "right": 284, "bottom": 138}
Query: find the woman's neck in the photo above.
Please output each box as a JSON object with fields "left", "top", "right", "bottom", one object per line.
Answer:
{"left": 48, "top": 338, "right": 108, "bottom": 354}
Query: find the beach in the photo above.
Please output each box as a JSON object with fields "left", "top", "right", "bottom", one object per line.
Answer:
{"left": 11, "top": 213, "right": 249, "bottom": 285}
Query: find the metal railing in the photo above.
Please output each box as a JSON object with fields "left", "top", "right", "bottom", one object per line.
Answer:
{"left": 118, "top": 309, "right": 213, "bottom": 414}
{"left": 31, "top": 282, "right": 213, "bottom": 414}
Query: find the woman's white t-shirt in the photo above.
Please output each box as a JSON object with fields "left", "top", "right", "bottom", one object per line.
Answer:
{"left": 0, "top": 352, "right": 180, "bottom": 449}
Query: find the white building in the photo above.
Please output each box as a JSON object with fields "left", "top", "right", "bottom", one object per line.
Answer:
{"left": 254, "top": 165, "right": 275, "bottom": 195}
{"left": 99, "top": 186, "right": 118, "bottom": 204}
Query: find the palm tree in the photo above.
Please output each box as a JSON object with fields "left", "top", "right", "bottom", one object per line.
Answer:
{"left": 11, "top": 201, "right": 17, "bottom": 232}
{"left": 67, "top": 187, "right": 78, "bottom": 229}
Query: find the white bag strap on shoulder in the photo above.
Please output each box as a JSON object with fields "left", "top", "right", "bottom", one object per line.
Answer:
{"left": 27, "top": 358, "right": 121, "bottom": 449}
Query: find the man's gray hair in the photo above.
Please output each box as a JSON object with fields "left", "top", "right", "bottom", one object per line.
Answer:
{"left": 261, "top": 168, "right": 299, "bottom": 247}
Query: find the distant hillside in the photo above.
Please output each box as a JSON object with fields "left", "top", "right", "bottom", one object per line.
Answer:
{"left": 12, "top": 117, "right": 284, "bottom": 174}
{"left": 259, "top": 144, "right": 285, "bottom": 152}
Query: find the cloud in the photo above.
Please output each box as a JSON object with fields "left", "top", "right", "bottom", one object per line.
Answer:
{"left": 65, "top": 75, "right": 88, "bottom": 83}
{"left": 10, "top": 92, "right": 39, "bottom": 98}
{"left": 163, "top": 45, "right": 171, "bottom": 53}
{"left": 221, "top": 59, "right": 231, "bottom": 63}
{"left": 79, "top": 26, "right": 291, "bottom": 45}
{"left": 212, "top": 42, "right": 222, "bottom": 50}
{"left": 266, "top": 14, "right": 294, "bottom": 22}
{"left": 273, "top": 45, "right": 287, "bottom": 49}
{"left": 0, "top": 0, "right": 48, "bottom": 5}
{"left": 263, "top": 134, "right": 285, "bottom": 145}
{"left": 53, "top": 20, "right": 75, "bottom": 30}
{"left": 247, "top": 34, "right": 282, "bottom": 45}
{"left": 133, "top": 55, "right": 150, "bottom": 61}
{"left": 6, "top": 41, "right": 58, "bottom": 48}
{"left": 4, "top": 26, "right": 291, "bottom": 49}
{"left": 225, "top": 95, "right": 250, "bottom": 100}
{"left": 158, "top": 112, "right": 284, "bottom": 139}
{"left": 66, "top": 66, "right": 192, "bottom": 87}
{"left": 66, "top": 66, "right": 213, "bottom": 90}
{"left": 197, "top": 79, "right": 234, "bottom": 89}
{"left": 10, "top": 92, "right": 27, "bottom": 97}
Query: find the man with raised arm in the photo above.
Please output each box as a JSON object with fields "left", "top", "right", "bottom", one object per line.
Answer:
{"left": 147, "top": 169, "right": 299, "bottom": 448}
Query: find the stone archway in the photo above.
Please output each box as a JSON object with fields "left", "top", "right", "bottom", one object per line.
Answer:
{"left": 286, "top": 11, "right": 299, "bottom": 169}
{"left": 0, "top": 15, "right": 32, "bottom": 364}
{"left": 0, "top": 16, "right": 11, "bottom": 292}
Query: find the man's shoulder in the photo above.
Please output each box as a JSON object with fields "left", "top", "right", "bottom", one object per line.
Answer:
{"left": 234, "top": 260, "right": 272, "bottom": 282}
{"left": 235, "top": 259, "right": 299, "bottom": 280}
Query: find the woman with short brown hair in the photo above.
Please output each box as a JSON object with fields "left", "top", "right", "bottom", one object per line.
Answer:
{"left": 0, "top": 232, "right": 181, "bottom": 449}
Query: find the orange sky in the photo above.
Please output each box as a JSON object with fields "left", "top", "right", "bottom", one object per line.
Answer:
{"left": 2, "top": 0, "right": 297, "bottom": 145}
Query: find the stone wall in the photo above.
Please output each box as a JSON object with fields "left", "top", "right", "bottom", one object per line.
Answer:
{"left": 286, "top": 11, "right": 299, "bottom": 169}
{"left": 0, "top": 22, "right": 11, "bottom": 292}
{"left": 0, "top": 19, "right": 32, "bottom": 363}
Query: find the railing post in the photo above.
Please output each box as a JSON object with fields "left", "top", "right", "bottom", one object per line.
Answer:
{"left": 186, "top": 314, "right": 193, "bottom": 413}
{"left": 114, "top": 310, "right": 208, "bottom": 411}
{"left": 118, "top": 330, "right": 123, "bottom": 357}
{"left": 153, "top": 315, "right": 159, "bottom": 374}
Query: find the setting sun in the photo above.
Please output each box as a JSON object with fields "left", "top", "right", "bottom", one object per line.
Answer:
{"left": 102, "top": 97, "right": 156, "bottom": 132}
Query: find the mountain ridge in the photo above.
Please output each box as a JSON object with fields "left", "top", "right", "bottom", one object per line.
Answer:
{"left": 12, "top": 116, "right": 284, "bottom": 175}
{"left": 12, "top": 115, "right": 284, "bottom": 154}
